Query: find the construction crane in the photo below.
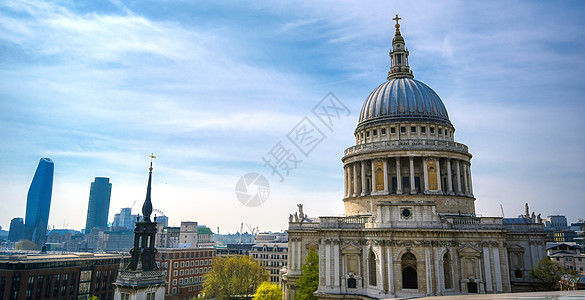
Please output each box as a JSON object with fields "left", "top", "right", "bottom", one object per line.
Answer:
{"left": 246, "top": 223, "right": 258, "bottom": 236}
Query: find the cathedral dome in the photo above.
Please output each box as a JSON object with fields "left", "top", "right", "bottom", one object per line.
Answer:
{"left": 357, "top": 77, "right": 451, "bottom": 128}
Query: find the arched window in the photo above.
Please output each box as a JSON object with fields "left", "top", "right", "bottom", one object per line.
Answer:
{"left": 401, "top": 252, "right": 418, "bottom": 289}
{"left": 369, "top": 251, "right": 377, "bottom": 286}
{"left": 443, "top": 252, "right": 452, "bottom": 289}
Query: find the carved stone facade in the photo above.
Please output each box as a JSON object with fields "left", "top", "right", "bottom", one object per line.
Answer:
{"left": 282, "top": 16, "right": 546, "bottom": 299}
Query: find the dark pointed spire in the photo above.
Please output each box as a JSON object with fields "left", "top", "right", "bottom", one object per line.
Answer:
{"left": 142, "top": 153, "right": 155, "bottom": 222}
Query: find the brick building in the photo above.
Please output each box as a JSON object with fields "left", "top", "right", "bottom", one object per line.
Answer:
{"left": 155, "top": 248, "right": 215, "bottom": 299}
{"left": 0, "top": 252, "right": 125, "bottom": 300}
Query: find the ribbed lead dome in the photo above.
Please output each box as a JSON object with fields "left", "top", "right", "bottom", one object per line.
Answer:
{"left": 357, "top": 77, "right": 451, "bottom": 128}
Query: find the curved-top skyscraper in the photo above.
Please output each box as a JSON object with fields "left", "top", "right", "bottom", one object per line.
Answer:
{"left": 24, "top": 157, "right": 54, "bottom": 246}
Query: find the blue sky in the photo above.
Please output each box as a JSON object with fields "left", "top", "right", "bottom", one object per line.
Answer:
{"left": 1, "top": 0, "right": 584, "bottom": 233}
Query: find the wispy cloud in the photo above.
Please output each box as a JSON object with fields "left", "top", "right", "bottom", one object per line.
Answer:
{"left": 0, "top": 0, "right": 584, "bottom": 231}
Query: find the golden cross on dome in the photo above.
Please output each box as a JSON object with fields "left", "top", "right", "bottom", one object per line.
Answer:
{"left": 393, "top": 14, "right": 402, "bottom": 33}
{"left": 393, "top": 14, "right": 401, "bottom": 25}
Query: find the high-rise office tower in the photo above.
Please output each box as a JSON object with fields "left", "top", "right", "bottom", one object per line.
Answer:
{"left": 85, "top": 177, "right": 112, "bottom": 233}
{"left": 24, "top": 157, "right": 54, "bottom": 246}
{"left": 8, "top": 217, "right": 25, "bottom": 242}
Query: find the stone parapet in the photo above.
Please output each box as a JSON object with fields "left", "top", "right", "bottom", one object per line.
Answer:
{"left": 343, "top": 139, "right": 468, "bottom": 157}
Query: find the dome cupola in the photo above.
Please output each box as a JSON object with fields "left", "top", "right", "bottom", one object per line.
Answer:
{"left": 357, "top": 15, "right": 452, "bottom": 131}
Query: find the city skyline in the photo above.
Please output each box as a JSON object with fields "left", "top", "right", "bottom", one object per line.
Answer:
{"left": 0, "top": 1, "right": 584, "bottom": 233}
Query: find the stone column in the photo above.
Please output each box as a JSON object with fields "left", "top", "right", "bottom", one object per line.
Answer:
{"left": 409, "top": 157, "right": 416, "bottom": 194}
{"left": 387, "top": 244, "right": 394, "bottom": 294}
{"left": 383, "top": 158, "right": 389, "bottom": 194}
{"left": 423, "top": 158, "right": 429, "bottom": 194}
{"left": 343, "top": 166, "right": 349, "bottom": 198}
{"left": 378, "top": 244, "right": 385, "bottom": 290}
{"left": 467, "top": 163, "right": 474, "bottom": 196}
{"left": 425, "top": 248, "right": 432, "bottom": 295}
{"left": 371, "top": 160, "right": 376, "bottom": 194}
{"left": 493, "top": 246, "right": 503, "bottom": 292}
{"left": 326, "top": 242, "right": 331, "bottom": 287}
{"left": 446, "top": 159, "right": 453, "bottom": 195}
{"left": 483, "top": 246, "right": 493, "bottom": 293}
{"left": 395, "top": 158, "right": 402, "bottom": 195}
{"left": 353, "top": 163, "right": 358, "bottom": 197}
{"left": 361, "top": 161, "right": 367, "bottom": 196}
{"left": 435, "top": 248, "right": 442, "bottom": 295}
{"left": 455, "top": 160, "right": 462, "bottom": 195}
{"left": 297, "top": 240, "right": 302, "bottom": 273}
{"left": 436, "top": 158, "right": 442, "bottom": 193}
{"left": 334, "top": 241, "right": 340, "bottom": 289}
{"left": 462, "top": 161, "right": 469, "bottom": 195}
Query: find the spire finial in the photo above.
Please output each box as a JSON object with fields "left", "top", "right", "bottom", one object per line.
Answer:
{"left": 142, "top": 153, "right": 155, "bottom": 222}
{"left": 393, "top": 14, "right": 402, "bottom": 34}
{"left": 149, "top": 153, "right": 156, "bottom": 173}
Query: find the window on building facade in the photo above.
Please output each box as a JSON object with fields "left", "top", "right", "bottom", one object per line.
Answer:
{"left": 391, "top": 127, "right": 396, "bottom": 134}
{"left": 421, "top": 126, "right": 426, "bottom": 133}
{"left": 381, "top": 128, "right": 386, "bottom": 135}
{"left": 121, "top": 293, "right": 130, "bottom": 300}
{"left": 430, "top": 127, "right": 435, "bottom": 134}
{"left": 373, "top": 129, "right": 377, "bottom": 136}
{"left": 146, "top": 292, "right": 155, "bottom": 300}
{"left": 400, "top": 126, "right": 406, "bottom": 133}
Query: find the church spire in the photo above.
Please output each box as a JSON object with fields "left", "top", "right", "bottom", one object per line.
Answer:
{"left": 142, "top": 153, "right": 155, "bottom": 222}
{"left": 388, "top": 14, "right": 414, "bottom": 80}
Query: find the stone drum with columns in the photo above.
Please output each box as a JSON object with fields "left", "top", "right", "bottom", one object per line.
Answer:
{"left": 282, "top": 16, "right": 546, "bottom": 300}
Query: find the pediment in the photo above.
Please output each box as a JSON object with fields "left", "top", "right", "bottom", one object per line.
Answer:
{"left": 507, "top": 243, "right": 525, "bottom": 252}
{"left": 341, "top": 243, "right": 361, "bottom": 254}
{"left": 305, "top": 241, "right": 319, "bottom": 251}
{"left": 457, "top": 245, "right": 481, "bottom": 257}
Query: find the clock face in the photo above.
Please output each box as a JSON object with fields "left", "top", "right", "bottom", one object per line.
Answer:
{"left": 401, "top": 208, "right": 411, "bottom": 218}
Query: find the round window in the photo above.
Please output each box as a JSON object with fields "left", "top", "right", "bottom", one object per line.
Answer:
{"left": 402, "top": 208, "right": 411, "bottom": 218}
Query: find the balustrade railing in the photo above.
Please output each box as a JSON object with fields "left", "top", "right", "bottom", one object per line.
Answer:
{"left": 344, "top": 139, "right": 468, "bottom": 156}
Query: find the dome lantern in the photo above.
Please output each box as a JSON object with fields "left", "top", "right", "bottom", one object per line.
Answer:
{"left": 388, "top": 14, "right": 413, "bottom": 80}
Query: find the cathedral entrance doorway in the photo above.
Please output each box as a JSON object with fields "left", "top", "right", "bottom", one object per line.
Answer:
{"left": 467, "top": 282, "right": 478, "bottom": 293}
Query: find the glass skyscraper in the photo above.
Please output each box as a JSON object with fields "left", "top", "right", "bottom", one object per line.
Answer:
{"left": 24, "top": 157, "right": 54, "bottom": 246}
{"left": 85, "top": 177, "right": 112, "bottom": 233}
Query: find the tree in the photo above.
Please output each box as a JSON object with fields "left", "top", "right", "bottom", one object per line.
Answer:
{"left": 15, "top": 239, "right": 40, "bottom": 250}
{"left": 296, "top": 248, "right": 319, "bottom": 300}
{"left": 202, "top": 255, "right": 268, "bottom": 299}
{"left": 532, "top": 257, "right": 575, "bottom": 291}
{"left": 252, "top": 281, "right": 282, "bottom": 300}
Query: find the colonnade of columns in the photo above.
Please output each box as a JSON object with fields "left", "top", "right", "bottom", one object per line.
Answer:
{"left": 344, "top": 157, "right": 473, "bottom": 198}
